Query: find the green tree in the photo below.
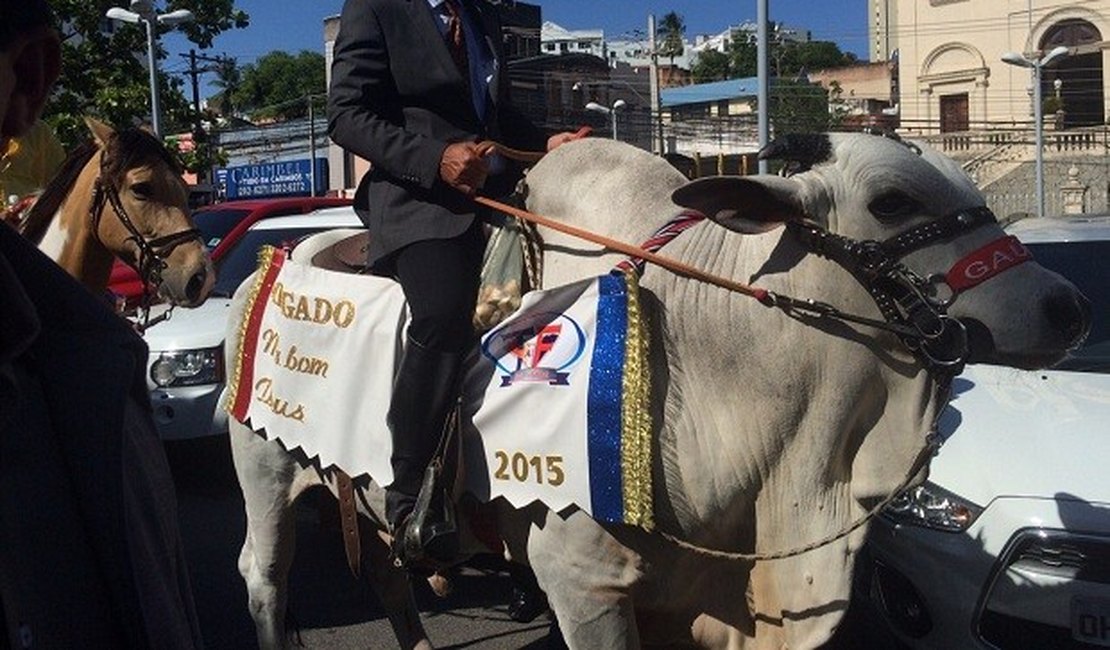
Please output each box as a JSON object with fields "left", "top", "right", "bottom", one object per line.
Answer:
{"left": 45, "top": 0, "right": 249, "bottom": 149}
{"left": 209, "top": 56, "right": 243, "bottom": 118}
{"left": 694, "top": 27, "right": 857, "bottom": 83}
{"left": 767, "top": 78, "right": 834, "bottom": 133}
{"left": 658, "top": 12, "right": 685, "bottom": 68}
{"left": 231, "top": 51, "right": 326, "bottom": 121}
{"left": 690, "top": 50, "right": 731, "bottom": 83}
{"left": 776, "top": 41, "right": 859, "bottom": 76}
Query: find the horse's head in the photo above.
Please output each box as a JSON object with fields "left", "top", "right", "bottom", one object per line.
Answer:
{"left": 86, "top": 117, "right": 214, "bottom": 307}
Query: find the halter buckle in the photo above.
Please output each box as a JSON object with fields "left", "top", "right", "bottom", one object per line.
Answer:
{"left": 916, "top": 316, "right": 968, "bottom": 371}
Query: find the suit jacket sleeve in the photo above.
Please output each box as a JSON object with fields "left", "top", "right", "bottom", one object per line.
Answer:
{"left": 327, "top": 0, "right": 446, "bottom": 190}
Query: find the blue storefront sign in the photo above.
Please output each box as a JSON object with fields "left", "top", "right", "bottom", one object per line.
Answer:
{"left": 216, "top": 158, "right": 327, "bottom": 199}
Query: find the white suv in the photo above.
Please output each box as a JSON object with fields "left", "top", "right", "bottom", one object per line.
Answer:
{"left": 141, "top": 205, "right": 363, "bottom": 440}
{"left": 858, "top": 215, "right": 1110, "bottom": 649}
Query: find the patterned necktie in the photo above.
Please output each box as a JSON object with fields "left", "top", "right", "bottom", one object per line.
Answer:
{"left": 442, "top": 0, "right": 470, "bottom": 80}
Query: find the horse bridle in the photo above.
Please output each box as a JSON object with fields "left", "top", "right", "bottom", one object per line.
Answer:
{"left": 90, "top": 173, "right": 202, "bottom": 329}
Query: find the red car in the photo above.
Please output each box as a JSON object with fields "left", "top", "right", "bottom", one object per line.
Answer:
{"left": 109, "top": 196, "right": 353, "bottom": 309}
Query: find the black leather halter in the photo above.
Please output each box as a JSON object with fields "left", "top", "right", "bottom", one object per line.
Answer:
{"left": 769, "top": 205, "right": 1000, "bottom": 376}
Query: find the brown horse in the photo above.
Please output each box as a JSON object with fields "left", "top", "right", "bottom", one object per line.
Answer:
{"left": 19, "top": 117, "right": 213, "bottom": 307}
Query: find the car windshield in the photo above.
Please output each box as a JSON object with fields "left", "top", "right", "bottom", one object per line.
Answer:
{"left": 212, "top": 227, "right": 326, "bottom": 296}
{"left": 1027, "top": 240, "right": 1110, "bottom": 372}
{"left": 192, "top": 208, "right": 252, "bottom": 251}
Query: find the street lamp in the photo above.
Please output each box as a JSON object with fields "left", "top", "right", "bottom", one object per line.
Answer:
{"left": 106, "top": 1, "right": 195, "bottom": 137}
{"left": 585, "top": 99, "right": 627, "bottom": 140}
{"left": 1001, "top": 45, "right": 1069, "bottom": 219}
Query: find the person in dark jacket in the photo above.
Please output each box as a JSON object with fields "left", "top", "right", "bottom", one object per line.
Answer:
{"left": 0, "top": 1, "right": 203, "bottom": 647}
{"left": 328, "top": 0, "right": 581, "bottom": 568}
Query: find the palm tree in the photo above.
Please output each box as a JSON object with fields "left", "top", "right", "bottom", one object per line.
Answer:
{"left": 659, "top": 11, "right": 686, "bottom": 68}
{"left": 209, "top": 57, "right": 241, "bottom": 119}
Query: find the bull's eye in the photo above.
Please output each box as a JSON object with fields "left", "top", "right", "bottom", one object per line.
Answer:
{"left": 868, "top": 192, "right": 920, "bottom": 220}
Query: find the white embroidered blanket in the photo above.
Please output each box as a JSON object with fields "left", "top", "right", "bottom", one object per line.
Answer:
{"left": 227, "top": 247, "right": 652, "bottom": 528}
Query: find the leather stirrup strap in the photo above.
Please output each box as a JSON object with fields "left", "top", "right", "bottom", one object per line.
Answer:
{"left": 336, "top": 470, "right": 361, "bottom": 578}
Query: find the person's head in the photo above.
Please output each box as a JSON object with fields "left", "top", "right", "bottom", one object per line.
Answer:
{"left": 0, "top": 0, "right": 60, "bottom": 144}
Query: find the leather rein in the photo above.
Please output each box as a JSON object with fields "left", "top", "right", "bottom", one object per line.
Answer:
{"left": 89, "top": 169, "right": 201, "bottom": 331}
{"left": 478, "top": 191, "right": 1022, "bottom": 380}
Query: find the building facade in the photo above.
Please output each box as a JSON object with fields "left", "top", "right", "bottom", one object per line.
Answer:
{"left": 540, "top": 21, "right": 606, "bottom": 59}
{"left": 875, "top": 0, "right": 1110, "bottom": 134}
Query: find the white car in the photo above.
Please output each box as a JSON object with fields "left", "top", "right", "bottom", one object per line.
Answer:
{"left": 858, "top": 215, "right": 1110, "bottom": 649}
{"left": 141, "top": 205, "right": 363, "bottom": 440}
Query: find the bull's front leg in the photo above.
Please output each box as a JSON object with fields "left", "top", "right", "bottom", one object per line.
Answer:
{"left": 230, "top": 422, "right": 300, "bottom": 649}
{"left": 526, "top": 509, "right": 643, "bottom": 649}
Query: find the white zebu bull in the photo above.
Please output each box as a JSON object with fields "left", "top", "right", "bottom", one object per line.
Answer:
{"left": 226, "top": 133, "right": 1089, "bottom": 649}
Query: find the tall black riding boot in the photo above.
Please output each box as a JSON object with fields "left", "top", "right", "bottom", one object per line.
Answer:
{"left": 385, "top": 335, "right": 464, "bottom": 568}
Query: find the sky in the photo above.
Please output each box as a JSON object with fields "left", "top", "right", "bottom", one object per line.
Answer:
{"left": 162, "top": 0, "right": 869, "bottom": 99}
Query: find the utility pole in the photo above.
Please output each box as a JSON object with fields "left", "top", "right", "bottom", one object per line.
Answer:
{"left": 187, "top": 50, "right": 201, "bottom": 114}
{"left": 648, "top": 14, "right": 663, "bottom": 155}
{"left": 308, "top": 95, "right": 317, "bottom": 197}
{"left": 757, "top": 0, "right": 769, "bottom": 173}
{"left": 180, "top": 50, "right": 230, "bottom": 197}
{"left": 180, "top": 50, "right": 230, "bottom": 113}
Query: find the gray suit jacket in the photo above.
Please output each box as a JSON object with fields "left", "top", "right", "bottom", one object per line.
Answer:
{"left": 327, "top": 0, "right": 548, "bottom": 267}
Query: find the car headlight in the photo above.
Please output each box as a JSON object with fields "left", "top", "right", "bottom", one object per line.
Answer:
{"left": 882, "top": 481, "right": 983, "bottom": 532}
{"left": 150, "top": 347, "right": 224, "bottom": 388}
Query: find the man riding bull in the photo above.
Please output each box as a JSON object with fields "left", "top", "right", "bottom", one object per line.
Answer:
{"left": 327, "top": 0, "right": 582, "bottom": 568}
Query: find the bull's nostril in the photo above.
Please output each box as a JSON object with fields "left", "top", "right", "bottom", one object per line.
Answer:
{"left": 1044, "top": 291, "right": 1092, "bottom": 346}
{"left": 185, "top": 270, "right": 207, "bottom": 303}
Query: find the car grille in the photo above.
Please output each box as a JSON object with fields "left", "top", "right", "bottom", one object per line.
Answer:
{"left": 980, "top": 609, "right": 1103, "bottom": 649}
{"left": 1008, "top": 534, "right": 1110, "bottom": 582}
{"left": 978, "top": 529, "right": 1110, "bottom": 649}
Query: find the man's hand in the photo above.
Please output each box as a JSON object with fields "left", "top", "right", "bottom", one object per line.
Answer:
{"left": 439, "top": 141, "right": 490, "bottom": 196}
{"left": 546, "top": 126, "right": 592, "bottom": 152}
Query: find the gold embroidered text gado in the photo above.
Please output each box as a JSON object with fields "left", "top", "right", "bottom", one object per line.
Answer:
{"left": 270, "top": 281, "right": 357, "bottom": 328}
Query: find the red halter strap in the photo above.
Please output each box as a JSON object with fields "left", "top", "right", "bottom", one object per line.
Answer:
{"left": 944, "top": 235, "right": 1032, "bottom": 294}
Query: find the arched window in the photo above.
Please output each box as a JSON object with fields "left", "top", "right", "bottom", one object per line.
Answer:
{"left": 1039, "top": 19, "right": 1104, "bottom": 128}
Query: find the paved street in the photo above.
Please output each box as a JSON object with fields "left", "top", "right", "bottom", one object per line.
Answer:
{"left": 166, "top": 436, "right": 554, "bottom": 649}
{"left": 165, "top": 436, "right": 884, "bottom": 649}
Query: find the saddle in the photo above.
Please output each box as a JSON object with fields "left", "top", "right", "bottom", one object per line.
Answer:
{"left": 311, "top": 230, "right": 371, "bottom": 274}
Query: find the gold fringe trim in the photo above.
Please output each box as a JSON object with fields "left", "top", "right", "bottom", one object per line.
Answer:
{"left": 619, "top": 270, "right": 654, "bottom": 530}
{"left": 225, "top": 245, "right": 277, "bottom": 414}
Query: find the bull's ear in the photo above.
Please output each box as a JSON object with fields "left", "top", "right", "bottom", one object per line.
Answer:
{"left": 671, "top": 176, "right": 804, "bottom": 234}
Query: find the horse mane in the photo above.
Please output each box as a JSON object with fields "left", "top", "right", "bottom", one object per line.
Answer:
{"left": 19, "top": 126, "right": 183, "bottom": 245}
{"left": 102, "top": 127, "right": 184, "bottom": 180}
{"left": 20, "top": 139, "right": 97, "bottom": 244}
